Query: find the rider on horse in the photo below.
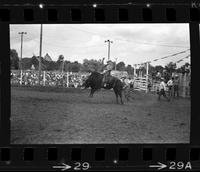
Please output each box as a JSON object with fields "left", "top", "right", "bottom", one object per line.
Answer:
{"left": 101, "top": 60, "right": 114, "bottom": 88}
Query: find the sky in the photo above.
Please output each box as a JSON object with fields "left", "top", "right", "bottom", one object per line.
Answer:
{"left": 10, "top": 24, "right": 190, "bottom": 68}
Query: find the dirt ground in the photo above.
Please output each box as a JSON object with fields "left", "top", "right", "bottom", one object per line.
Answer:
{"left": 11, "top": 86, "right": 190, "bottom": 144}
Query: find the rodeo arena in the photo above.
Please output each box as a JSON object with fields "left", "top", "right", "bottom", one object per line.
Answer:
{"left": 11, "top": 50, "right": 191, "bottom": 144}
{"left": 10, "top": 25, "right": 191, "bottom": 144}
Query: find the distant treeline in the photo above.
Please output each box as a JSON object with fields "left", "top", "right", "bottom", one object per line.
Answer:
{"left": 10, "top": 49, "right": 190, "bottom": 76}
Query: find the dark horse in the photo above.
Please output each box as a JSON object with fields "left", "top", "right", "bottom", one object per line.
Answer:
{"left": 82, "top": 71, "right": 124, "bottom": 104}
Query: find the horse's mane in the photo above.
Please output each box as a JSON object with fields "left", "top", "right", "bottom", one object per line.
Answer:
{"left": 89, "top": 71, "right": 102, "bottom": 79}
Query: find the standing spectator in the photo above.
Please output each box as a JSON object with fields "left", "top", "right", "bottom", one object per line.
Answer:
{"left": 158, "top": 78, "right": 170, "bottom": 101}
{"left": 167, "top": 77, "right": 174, "bottom": 97}
{"left": 130, "top": 78, "right": 134, "bottom": 89}
{"left": 173, "top": 75, "right": 179, "bottom": 98}
{"left": 185, "top": 63, "right": 190, "bottom": 75}
{"left": 148, "top": 78, "right": 152, "bottom": 92}
{"left": 156, "top": 71, "right": 161, "bottom": 79}
{"left": 122, "top": 76, "right": 134, "bottom": 101}
{"left": 129, "top": 77, "right": 135, "bottom": 100}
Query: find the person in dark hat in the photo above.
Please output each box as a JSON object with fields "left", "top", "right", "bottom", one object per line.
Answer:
{"left": 173, "top": 75, "right": 179, "bottom": 98}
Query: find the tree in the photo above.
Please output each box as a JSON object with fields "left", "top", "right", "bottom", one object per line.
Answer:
{"left": 57, "top": 54, "right": 64, "bottom": 62}
{"left": 71, "top": 61, "right": 81, "bottom": 72}
{"left": 57, "top": 55, "right": 65, "bottom": 71}
{"left": 31, "top": 55, "right": 39, "bottom": 70}
{"left": 64, "top": 60, "right": 71, "bottom": 72}
{"left": 10, "top": 49, "right": 19, "bottom": 69}
{"left": 165, "top": 62, "right": 176, "bottom": 75}
{"left": 116, "top": 61, "right": 125, "bottom": 71}
{"left": 177, "top": 62, "right": 190, "bottom": 74}
{"left": 81, "top": 59, "right": 102, "bottom": 72}
{"left": 148, "top": 64, "right": 155, "bottom": 75}
{"left": 154, "top": 65, "right": 164, "bottom": 73}
{"left": 46, "top": 61, "right": 56, "bottom": 71}
{"left": 21, "top": 57, "right": 32, "bottom": 70}
{"left": 125, "top": 64, "right": 134, "bottom": 74}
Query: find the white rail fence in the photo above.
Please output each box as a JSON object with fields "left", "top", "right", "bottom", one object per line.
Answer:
{"left": 11, "top": 70, "right": 190, "bottom": 98}
{"left": 134, "top": 77, "right": 148, "bottom": 92}
{"left": 11, "top": 70, "right": 90, "bottom": 88}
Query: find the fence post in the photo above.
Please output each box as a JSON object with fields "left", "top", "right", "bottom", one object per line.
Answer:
{"left": 62, "top": 72, "right": 64, "bottom": 87}
{"left": 43, "top": 71, "right": 46, "bottom": 86}
{"left": 182, "top": 73, "right": 186, "bottom": 97}
{"left": 146, "top": 62, "right": 149, "bottom": 93}
{"left": 134, "top": 64, "right": 137, "bottom": 77}
{"left": 20, "top": 70, "right": 23, "bottom": 85}
{"left": 67, "top": 72, "right": 69, "bottom": 87}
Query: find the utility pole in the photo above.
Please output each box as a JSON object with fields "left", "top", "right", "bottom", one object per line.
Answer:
{"left": 105, "top": 40, "right": 113, "bottom": 61}
{"left": 38, "top": 24, "right": 43, "bottom": 85}
{"left": 62, "top": 60, "right": 65, "bottom": 73}
{"left": 61, "top": 57, "right": 65, "bottom": 87}
{"left": 114, "top": 57, "right": 118, "bottom": 70}
{"left": 18, "top": 32, "right": 27, "bottom": 85}
{"left": 133, "top": 64, "right": 137, "bottom": 77}
{"left": 146, "top": 62, "right": 150, "bottom": 93}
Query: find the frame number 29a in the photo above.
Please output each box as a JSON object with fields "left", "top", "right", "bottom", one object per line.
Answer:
{"left": 74, "top": 162, "right": 90, "bottom": 170}
{"left": 169, "top": 161, "right": 192, "bottom": 170}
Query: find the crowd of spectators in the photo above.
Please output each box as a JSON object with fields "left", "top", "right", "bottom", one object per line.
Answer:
{"left": 10, "top": 70, "right": 89, "bottom": 88}
{"left": 11, "top": 70, "right": 190, "bottom": 98}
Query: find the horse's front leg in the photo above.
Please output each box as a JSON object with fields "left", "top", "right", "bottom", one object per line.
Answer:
{"left": 116, "top": 95, "right": 119, "bottom": 104}
{"left": 119, "top": 91, "right": 124, "bottom": 104}
{"left": 114, "top": 92, "right": 119, "bottom": 104}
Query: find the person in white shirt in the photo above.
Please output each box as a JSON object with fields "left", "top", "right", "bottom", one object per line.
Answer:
{"left": 158, "top": 78, "right": 170, "bottom": 101}
{"left": 121, "top": 76, "right": 134, "bottom": 101}
{"left": 167, "top": 77, "right": 174, "bottom": 97}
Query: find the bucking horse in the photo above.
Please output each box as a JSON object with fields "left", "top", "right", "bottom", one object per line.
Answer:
{"left": 82, "top": 71, "right": 124, "bottom": 104}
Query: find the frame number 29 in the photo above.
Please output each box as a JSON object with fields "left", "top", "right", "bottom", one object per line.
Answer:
{"left": 169, "top": 161, "right": 192, "bottom": 170}
{"left": 74, "top": 162, "right": 90, "bottom": 170}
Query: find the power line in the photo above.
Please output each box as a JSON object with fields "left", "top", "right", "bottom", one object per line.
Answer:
{"left": 117, "top": 38, "right": 189, "bottom": 48}
{"left": 134, "top": 49, "right": 190, "bottom": 66}
{"left": 174, "top": 54, "right": 190, "bottom": 64}
{"left": 32, "top": 38, "right": 105, "bottom": 49}
{"left": 67, "top": 25, "right": 190, "bottom": 48}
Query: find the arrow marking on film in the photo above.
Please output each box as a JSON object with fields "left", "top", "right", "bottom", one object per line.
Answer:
{"left": 53, "top": 163, "right": 72, "bottom": 171}
{"left": 149, "top": 162, "right": 167, "bottom": 170}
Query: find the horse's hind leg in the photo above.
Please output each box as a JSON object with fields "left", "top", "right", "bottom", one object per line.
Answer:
{"left": 116, "top": 93, "right": 119, "bottom": 104}
{"left": 119, "top": 91, "right": 124, "bottom": 104}
{"left": 114, "top": 90, "right": 119, "bottom": 104}
{"left": 89, "top": 89, "right": 95, "bottom": 97}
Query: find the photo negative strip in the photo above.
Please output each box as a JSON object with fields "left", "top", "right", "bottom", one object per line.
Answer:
{"left": 0, "top": 0, "right": 200, "bottom": 171}
{"left": 10, "top": 24, "right": 191, "bottom": 144}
